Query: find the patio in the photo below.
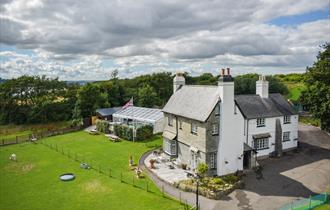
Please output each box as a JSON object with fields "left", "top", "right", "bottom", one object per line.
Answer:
{"left": 143, "top": 152, "right": 193, "bottom": 184}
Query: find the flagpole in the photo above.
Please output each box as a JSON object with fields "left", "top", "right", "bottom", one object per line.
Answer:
{"left": 132, "top": 97, "right": 135, "bottom": 142}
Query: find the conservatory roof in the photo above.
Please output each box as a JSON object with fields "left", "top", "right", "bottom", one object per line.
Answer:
{"left": 113, "top": 106, "right": 164, "bottom": 123}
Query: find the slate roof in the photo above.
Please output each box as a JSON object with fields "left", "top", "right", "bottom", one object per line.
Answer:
{"left": 235, "top": 93, "right": 297, "bottom": 119}
{"left": 163, "top": 85, "right": 296, "bottom": 121}
{"left": 113, "top": 106, "right": 163, "bottom": 123}
{"left": 162, "top": 85, "right": 220, "bottom": 122}
{"left": 96, "top": 107, "right": 122, "bottom": 116}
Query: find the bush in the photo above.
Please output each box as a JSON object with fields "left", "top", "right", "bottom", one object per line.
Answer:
{"left": 96, "top": 119, "right": 109, "bottom": 133}
{"left": 197, "top": 163, "right": 208, "bottom": 177}
{"left": 222, "top": 174, "right": 239, "bottom": 184}
{"left": 114, "top": 124, "right": 153, "bottom": 141}
{"left": 114, "top": 124, "right": 133, "bottom": 140}
{"left": 209, "top": 177, "right": 225, "bottom": 185}
{"left": 136, "top": 124, "right": 153, "bottom": 140}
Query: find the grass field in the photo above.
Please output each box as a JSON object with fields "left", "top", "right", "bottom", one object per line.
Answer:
{"left": 284, "top": 82, "right": 306, "bottom": 102}
{"left": 0, "top": 131, "right": 185, "bottom": 210}
{"left": 0, "top": 121, "right": 71, "bottom": 141}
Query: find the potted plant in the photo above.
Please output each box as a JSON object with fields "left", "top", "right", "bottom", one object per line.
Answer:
{"left": 181, "top": 163, "right": 187, "bottom": 170}
{"left": 149, "top": 159, "right": 156, "bottom": 169}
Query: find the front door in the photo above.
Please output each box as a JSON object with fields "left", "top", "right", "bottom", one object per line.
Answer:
{"left": 243, "top": 151, "right": 250, "bottom": 169}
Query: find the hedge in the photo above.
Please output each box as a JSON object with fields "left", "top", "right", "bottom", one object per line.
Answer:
{"left": 114, "top": 124, "right": 153, "bottom": 141}
{"left": 96, "top": 119, "right": 110, "bottom": 133}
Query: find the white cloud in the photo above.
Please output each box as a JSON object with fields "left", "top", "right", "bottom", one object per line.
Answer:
{"left": 0, "top": 0, "right": 329, "bottom": 79}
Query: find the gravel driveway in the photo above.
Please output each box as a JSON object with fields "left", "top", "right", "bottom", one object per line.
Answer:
{"left": 212, "top": 124, "right": 330, "bottom": 210}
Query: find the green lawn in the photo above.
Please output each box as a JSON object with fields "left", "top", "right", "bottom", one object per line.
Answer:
{"left": 0, "top": 131, "right": 184, "bottom": 210}
{"left": 284, "top": 82, "right": 306, "bottom": 102}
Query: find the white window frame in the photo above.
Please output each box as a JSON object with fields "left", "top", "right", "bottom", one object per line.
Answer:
{"left": 168, "top": 115, "right": 173, "bottom": 126}
{"left": 209, "top": 153, "right": 216, "bottom": 169}
{"left": 164, "top": 139, "right": 176, "bottom": 156}
{"left": 253, "top": 138, "right": 269, "bottom": 150}
{"left": 257, "top": 118, "right": 265, "bottom": 127}
{"left": 191, "top": 122, "right": 198, "bottom": 135}
{"left": 212, "top": 123, "right": 219, "bottom": 135}
{"left": 283, "top": 131, "right": 290, "bottom": 142}
{"left": 284, "top": 115, "right": 291, "bottom": 124}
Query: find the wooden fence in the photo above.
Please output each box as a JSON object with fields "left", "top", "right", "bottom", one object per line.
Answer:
{"left": 0, "top": 127, "right": 81, "bottom": 146}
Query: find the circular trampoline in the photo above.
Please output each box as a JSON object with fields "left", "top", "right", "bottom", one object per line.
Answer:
{"left": 59, "top": 173, "right": 75, "bottom": 181}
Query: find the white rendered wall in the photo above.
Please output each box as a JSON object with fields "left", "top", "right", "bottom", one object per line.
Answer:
{"left": 217, "top": 82, "right": 245, "bottom": 176}
{"left": 245, "top": 115, "right": 298, "bottom": 157}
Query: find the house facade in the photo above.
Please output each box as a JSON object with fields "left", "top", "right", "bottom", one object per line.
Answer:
{"left": 162, "top": 70, "right": 298, "bottom": 176}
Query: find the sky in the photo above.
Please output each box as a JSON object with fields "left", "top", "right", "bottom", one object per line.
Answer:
{"left": 0, "top": 0, "right": 329, "bottom": 80}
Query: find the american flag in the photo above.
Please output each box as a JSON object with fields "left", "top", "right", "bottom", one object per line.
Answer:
{"left": 122, "top": 97, "right": 133, "bottom": 109}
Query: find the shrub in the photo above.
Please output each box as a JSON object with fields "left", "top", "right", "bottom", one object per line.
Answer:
{"left": 96, "top": 119, "right": 109, "bottom": 133}
{"left": 114, "top": 124, "right": 133, "bottom": 140}
{"left": 209, "top": 177, "right": 225, "bottom": 185}
{"left": 136, "top": 124, "right": 153, "bottom": 140}
{"left": 197, "top": 163, "right": 208, "bottom": 177}
{"left": 222, "top": 174, "right": 239, "bottom": 184}
{"left": 114, "top": 124, "right": 153, "bottom": 141}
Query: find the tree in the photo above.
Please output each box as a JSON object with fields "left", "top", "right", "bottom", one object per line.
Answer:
{"left": 76, "top": 83, "right": 109, "bottom": 118}
{"left": 301, "top": 43, "right": 330, "bottom": 131}
{"left": 137, "top": 84, "right": 158, "bottom": 107}
{"left": 110, "top": 69, "right": 119, "bottom": 80}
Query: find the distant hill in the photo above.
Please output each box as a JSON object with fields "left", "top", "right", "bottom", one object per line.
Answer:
{"left": 65, "top": 80, "right": 96, "bottom": 86}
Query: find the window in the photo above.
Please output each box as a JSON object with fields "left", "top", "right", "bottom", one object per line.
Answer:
{"left": 283, "top": 131, "right": 290, "bottom": 142}
{"left": 215, "top": 104, "right": 220, "bottom": 115}
{"left": 209, "top": 153, "right": 216, "bottom": 169}
{"left": 179, "top": 120, "right": 182, "bottom": 130}
{"left": 168, "top": 115, "right": 173, "bottom": 126}
{"left": 257, "top": 118, "right": 265, "bottom": 127}
{"left": 191, "top": 122, "right": 198, "bottom": 135}
{"left": 212, "top": 124, "right": 219, "bottom": 135}
{"left": 284, "top": 115, "right": 291, "bottom": 124}
{"left": 253, "top": 138, "right": 269, "bottom": 150}
{"left": 164, "top": 139, "right": 176, "bottom": 155}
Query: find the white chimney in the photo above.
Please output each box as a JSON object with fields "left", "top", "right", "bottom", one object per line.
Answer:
{"left": 256, "top": 75, "right": 269, "bottom": 98}
{"left": 173, "top": 72, "right": 185, "bottom": 94}
{"left": 218, "top": 68, "right": 243, "bottom": 175}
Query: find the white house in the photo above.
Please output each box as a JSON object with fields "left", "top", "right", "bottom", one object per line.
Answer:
{"left": 162, "top": 69, "right": 298, "bottom": 176}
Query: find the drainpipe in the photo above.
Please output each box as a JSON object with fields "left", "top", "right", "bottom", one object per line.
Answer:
{"left": 175, "top": 116, "right": 179, "bottom": 157}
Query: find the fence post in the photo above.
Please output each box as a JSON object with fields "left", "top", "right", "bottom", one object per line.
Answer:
{"left": 179, "top": 192, "right": 182, "bottom": 204}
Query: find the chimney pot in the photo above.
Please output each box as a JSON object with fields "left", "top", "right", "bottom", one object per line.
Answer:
{"left": 221, "top": 68, "right": 225, "bottom": 76}
{"left": 227, "top": 68, "right": 230, "bottom": 75}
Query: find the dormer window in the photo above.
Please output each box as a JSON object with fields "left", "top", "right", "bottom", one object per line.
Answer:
{"left": 257, "top": 118, "right": 265, "bottom": 127}
{"left": 168, "top": 115, "right": 173, "bottom": 126}
{"left": 284, "top": 115, "right": 291, "bottom": 124}
{"left": 215, "top": 104, "right": 220, "bottom": 116}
